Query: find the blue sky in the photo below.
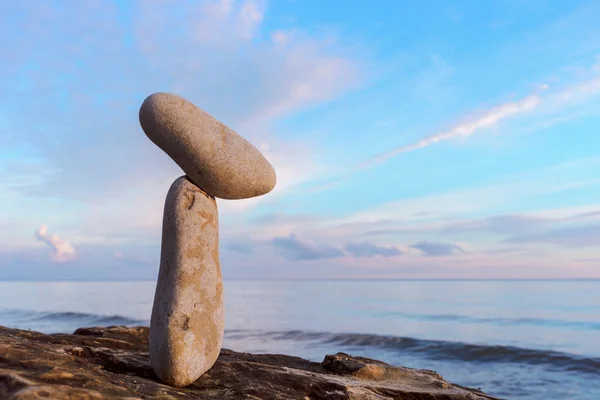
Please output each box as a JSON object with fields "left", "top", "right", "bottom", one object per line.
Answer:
{"left": 1, "top": 0, "right": 600, "bottom": 280}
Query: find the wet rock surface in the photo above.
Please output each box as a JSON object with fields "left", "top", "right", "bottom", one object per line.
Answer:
{"left": 0, "top": 325, "right": 500, "bottom": 399}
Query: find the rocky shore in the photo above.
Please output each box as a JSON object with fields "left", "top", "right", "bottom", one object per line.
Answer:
{"left": 0, "top": 325, "right": 499, "bottom": 399}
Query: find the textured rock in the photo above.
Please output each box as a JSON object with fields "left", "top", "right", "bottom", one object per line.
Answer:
{"left": 0, "top": 325, "right": 501, "bottom": 399}
{"left": 149, "top": 176, "right": 224, "bottom": 387}
{"left": 139, "top": 92, "right": 276, "bottom": 200}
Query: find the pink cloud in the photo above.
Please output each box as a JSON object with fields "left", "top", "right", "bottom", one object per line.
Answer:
{"left": 34, "top": 225, "right": 76, "bottom": 263}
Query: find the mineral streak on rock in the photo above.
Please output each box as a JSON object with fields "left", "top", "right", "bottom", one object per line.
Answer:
{"left": 149, "top": 176, "right": 224, "bottom": 387}
{"left": 139, "top": 92, "right": 276, "bottom": 200}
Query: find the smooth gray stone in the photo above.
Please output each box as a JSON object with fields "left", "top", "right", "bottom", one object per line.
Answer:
{"left": 149, "top": 176, "right": 224, "bottom": 387}
{"left": 139, "top": 92, "right": 276, "bottom": 200}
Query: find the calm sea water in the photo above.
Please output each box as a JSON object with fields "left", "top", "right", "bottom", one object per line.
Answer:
{"left": 0, "top": 280, "right": 598, "bottom": 400}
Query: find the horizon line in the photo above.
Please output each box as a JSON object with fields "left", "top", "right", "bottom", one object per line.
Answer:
{"left": 1, "top": 278, "right": 600, "bottom": 282}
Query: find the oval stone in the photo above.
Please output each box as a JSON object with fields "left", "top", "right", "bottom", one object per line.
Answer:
{"left": 139, "top": 92, "right": 276, "bottom": 200}
{"left": 149, "top": 176, "right": 224, "bottom": 387}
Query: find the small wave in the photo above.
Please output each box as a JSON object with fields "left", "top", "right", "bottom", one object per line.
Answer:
{"left": 0, "top": 309, "right": 147, "bottom": 328}
{"left": 3, "top": 310, "right": 599, "bottom": 376}
{"left": 373, "top": 311, "right": 600, "bottom": 330}
{"left": 226, "top": 330, "right": 600, "bottom": 375}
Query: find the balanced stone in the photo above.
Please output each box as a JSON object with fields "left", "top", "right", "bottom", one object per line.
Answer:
{"left": 139, "top": 92, "right": 276, "bottom": 200}
{"left": 149, "top": 176, "right": 224, "bottom": 387}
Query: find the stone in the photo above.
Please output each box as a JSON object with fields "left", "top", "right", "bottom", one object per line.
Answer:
{"left": 0, "top": 325, "right": 500, "bottom": 399}
{"left": 149, "top": 176, "right": 224, "bottom": 387}
{"left": 139, "top": 92, "right": 276, "bottom": 200}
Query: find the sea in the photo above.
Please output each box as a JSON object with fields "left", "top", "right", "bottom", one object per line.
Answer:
{"left": 0, "top": 280, "right": 598, "bottom": 400}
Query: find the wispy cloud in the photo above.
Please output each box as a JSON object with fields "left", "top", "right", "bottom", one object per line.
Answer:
{"left": 34, "top": 225, "right": 76, "bottom": 263}
{"left": 361, "top": 91, "right": 543, "bottom": 168}
{"left": 362, "top": 57, "right": 600, "bottom": 168}
{"left": 503, "top": 224, "right": 600, "bottom": 248}
{"left": 227, "top": 158, "right": 600, "bottom": 261}
{"left": 344, "top": 241, "right": 402, "bottom": 258}
{"left": 271, "top": 234, "right": 344, "bottom": 261}
{"left": 191, "top": 0, "right": 265, "bottom": 45}
{"left": 308, "top": 58, "right": 600, "bottom": 194}
{"left": 439, "top": 214, "right": 549, "bottom": 235}
{"left": 410, "top": 241, "right": 464, "bottom": 257}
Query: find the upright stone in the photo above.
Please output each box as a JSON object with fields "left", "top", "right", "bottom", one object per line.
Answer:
{"left": 149, "top": 176, "right": 224, "bottom": 387}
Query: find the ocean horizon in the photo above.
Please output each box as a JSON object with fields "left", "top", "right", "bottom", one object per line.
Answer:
{"left": 3, "top": 278, "right": 600, "bottom": 281}
{"left": 1, "top": 279, "right": 598, "bottom": 400}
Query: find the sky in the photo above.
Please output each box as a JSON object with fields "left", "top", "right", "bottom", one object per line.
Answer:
{"left": 1, "top": 0, "right": 600, "bottom": 280}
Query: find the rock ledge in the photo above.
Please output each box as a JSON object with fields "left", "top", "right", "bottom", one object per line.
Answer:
{"left": 0, "top": 325, "right": 500, "bottom": 399}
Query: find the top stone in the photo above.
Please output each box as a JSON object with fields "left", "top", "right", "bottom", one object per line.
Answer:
{"left": 139, "top": 92, "right": 276, "bottom": 200}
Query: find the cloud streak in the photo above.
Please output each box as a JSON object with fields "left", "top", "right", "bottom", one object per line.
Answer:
{"left": 344, "top": 241, "right": 402, "bottom": 258}
{"left": 410, "top": 241, "right": 464, "bottom": 257}
{"left": 361, "top": 92, "right": 542, "bottom": 168}
{"left": 358, "top": 57, "right": 600, "bottom": 170}
{"left": 271, "top": 234, "right": 344, "bottom": 261}
{"left": 34, "top": 225, "right": 76, "bottom": 263}
{"left": 310, "top": 74, "right": 600, "bottom": 193}
{"left": 503, "top": 224, "right": 600, "bottom": 248}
